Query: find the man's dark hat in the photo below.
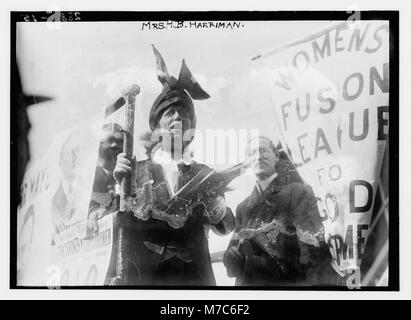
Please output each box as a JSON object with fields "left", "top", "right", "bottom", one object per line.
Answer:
{"left": 149, "top": 45, "right": 210, "bottom": 131}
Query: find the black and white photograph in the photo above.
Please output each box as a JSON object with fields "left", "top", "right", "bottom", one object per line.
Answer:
{"left": 8, "top": 8, "right": 399, "bottom": 295}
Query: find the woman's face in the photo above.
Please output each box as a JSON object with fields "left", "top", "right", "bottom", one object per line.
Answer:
{"left": 157, "top": 105, "right": 193, "bottom": 152}
{"left": 157, "top": 105, "right": 191, "bottom": 134}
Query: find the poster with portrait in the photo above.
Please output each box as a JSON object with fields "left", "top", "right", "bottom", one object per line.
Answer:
{"left": 17, "top": 119, "right": 115, "bottom": 286}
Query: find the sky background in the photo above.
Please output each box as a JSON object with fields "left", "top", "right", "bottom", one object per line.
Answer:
{"left": 17, "top": 20, "right": 331, "bottom": 285}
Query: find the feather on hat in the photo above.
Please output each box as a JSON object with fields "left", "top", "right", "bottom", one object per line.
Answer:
{"left": 149, "top": 45, "right": 210, "bottom": 131}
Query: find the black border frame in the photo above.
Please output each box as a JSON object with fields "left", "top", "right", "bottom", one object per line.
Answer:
{"left": 10, "top": 10, "right": 399, "bottom": 291}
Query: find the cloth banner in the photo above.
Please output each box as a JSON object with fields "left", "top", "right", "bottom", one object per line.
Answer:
{"left": 17, "top": 115, "right": 115, "bottom": 286}
{"left": 254, "top": 21, "right": 389, "bottom": 276}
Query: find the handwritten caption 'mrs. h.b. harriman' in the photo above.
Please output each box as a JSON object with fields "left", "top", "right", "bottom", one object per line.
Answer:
{"left": 141, "top": 21, "right": 244, "bottom": 31}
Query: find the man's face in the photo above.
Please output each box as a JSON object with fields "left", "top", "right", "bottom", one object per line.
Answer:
{"left": 99, "top": 128, "right": 123, "bottom": 171}
{"left": 157, "top": 105, "right": 192, "bottom": 151}
{"left": 247, "top": 137, "right": 277, "bottom": 179}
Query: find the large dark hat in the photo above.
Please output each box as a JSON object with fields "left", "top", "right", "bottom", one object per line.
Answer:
{"left": 149, "top": 45, "right": 210, "bottom": 131}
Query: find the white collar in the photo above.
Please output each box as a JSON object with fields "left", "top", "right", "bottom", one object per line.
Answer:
{"left": 152, "top": 147, "right": 193, "bottom": 166}
{"left": 100, "top": 166, "right": 111, "bottom": 176}
{"left": 151, "top": 147, "right": 193, "bottom": 196}
{"left": 256, "top": 172, "right": 278, "bottom": 193}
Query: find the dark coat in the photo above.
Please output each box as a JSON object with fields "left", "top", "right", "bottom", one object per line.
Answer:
{"left": 121, "top": 159, "right": 235, "bottom": 286}
{"left": 92, "top": 166, "right": 116, "bottom": 194}
{"left": 88, "top": 166, "right": 118, "bottom": 214}
{"left": 224, "top": 172, "right": 332, "bottom": 286}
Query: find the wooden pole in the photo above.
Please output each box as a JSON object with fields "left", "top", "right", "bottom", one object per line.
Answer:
{"left": 119, "top": 84, "right": 140, "bottom": 210}
{"left": 111, "top": 84, "right": 140, "bottom": 285}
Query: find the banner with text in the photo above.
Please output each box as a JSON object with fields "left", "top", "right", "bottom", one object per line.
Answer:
{"left": 17, "top": 118, "right": 114, "bottom": 286}
{"left": 255, "top": 21, "right": 389, "bottom": 275}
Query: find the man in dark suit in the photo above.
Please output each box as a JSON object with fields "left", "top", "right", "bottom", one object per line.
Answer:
{"left": 87, "top": 123, "right": 124, "bottom": 236}
{"left": 90, "top": 123, "right": 123, "bottom": 206}
{"left": 223, "top": 136, "right": 333, "bottom": 286}
{"left": 111, "top": 46, "right": 235, "bottom": 285}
